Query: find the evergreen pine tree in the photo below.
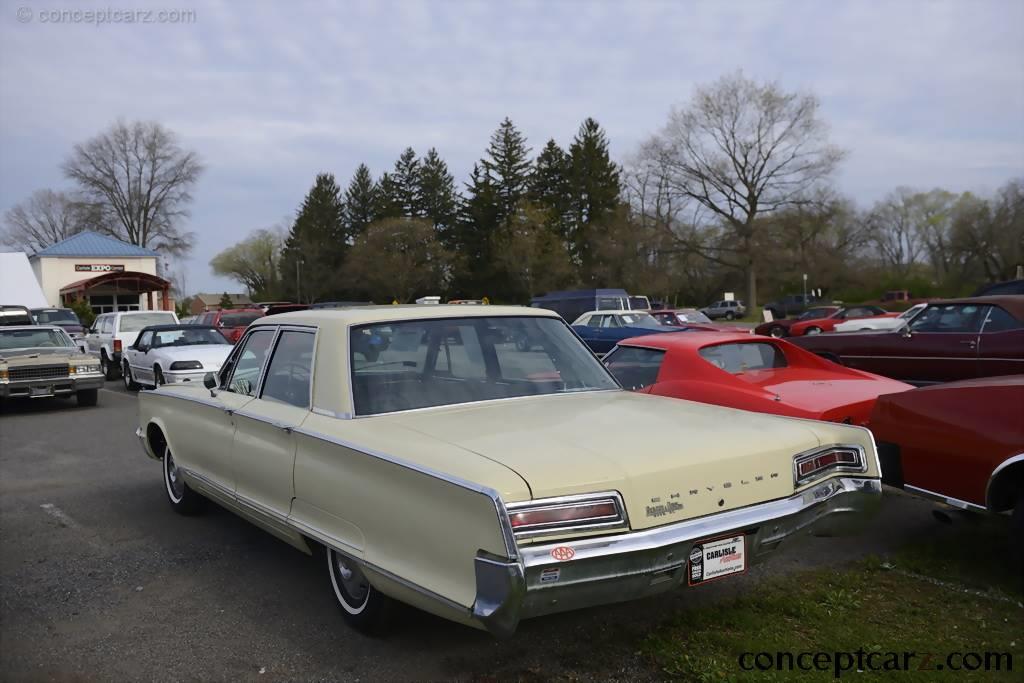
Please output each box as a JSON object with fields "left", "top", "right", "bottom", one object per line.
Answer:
{"left": 393, "top": 147, "right": 422, "bottom": 217}
{"left": 418, "top": 148, "right": 459, "bottom": 240}
{"left": 280, "top": 172, "right": 347, "bottom": 302}
{"left": 482, "top": 117, "right": 532, "bottom": 221}
{"left": 451, "top": 163, "right": 502, "bottom": 296}
{"left": 530, "top": 139, "right": 573, "bottom": 240}
{"left": 568, "top": 117, "right": 622, "bottom": 280}
{"left": 374, "top": 171, "right": 403, "bottom": 219}
{"left": 342, "top": 163, "right": 377, "bottom": 240}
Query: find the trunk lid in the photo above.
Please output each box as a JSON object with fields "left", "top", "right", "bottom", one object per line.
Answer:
{"left": 390, "top": 391, "right": 825, "bottom": 530}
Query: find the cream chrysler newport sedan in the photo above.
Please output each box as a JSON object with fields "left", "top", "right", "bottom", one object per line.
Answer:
{"left": 135, "top": 305, "right": 882, "bottom": 637}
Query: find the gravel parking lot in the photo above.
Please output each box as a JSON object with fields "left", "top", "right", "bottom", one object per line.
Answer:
{"left": 0, "top": 384, "right": 953, "bottom": 681}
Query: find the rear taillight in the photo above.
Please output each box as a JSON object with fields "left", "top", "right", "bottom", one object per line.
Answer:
{"left": 114, "top": 339, "right": 122, "bottom": 353}
{"left": 793, "top": 446, "right": 865, "bottom": 485}
{"left": 506, "top": 493, "right": 627, "bottom": 540}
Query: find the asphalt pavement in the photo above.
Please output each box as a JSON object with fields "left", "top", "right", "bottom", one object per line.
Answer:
{"left": 0, "top": 382, "right": 950, "bottom": 681}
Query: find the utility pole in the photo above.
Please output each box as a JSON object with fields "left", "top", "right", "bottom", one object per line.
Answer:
{"left": 802, "top": 273, "right": 808, "bottom": 312}
{"left": 296, "top": 257, "right": 303, "bottom": 304}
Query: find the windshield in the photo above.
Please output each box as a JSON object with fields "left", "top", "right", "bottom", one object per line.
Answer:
{"left": 677, "top": 309, "right": 712, "bottom": 323}
{"left": 119, "top": 313, "right": 177, "bottom": 332}
{"left": 351, "top": 316, "right": 619, "bottom": 416}
{"left": 799, "top": 307, "right": 834, "bottom": 320}
{"left": 220, "top": 312, "right": 263, "bottom": 327}
{"left": 32, "top": 309, "right": 80, "bottom": 324}
{"left": 152, "top": 327, "right": 230, "bottom": 347}
{"left": 0, "top": 328, "right": 74, "bottom": 351}
{"left": 619, "top": 313, "right": 663, "bottom": 329}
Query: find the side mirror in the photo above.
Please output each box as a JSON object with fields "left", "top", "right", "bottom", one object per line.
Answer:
{"left": 204, "top": 372, "right": 217, "bottom": 390}
{"left": 901, "top": 328, "right": 913, "bottom": 339}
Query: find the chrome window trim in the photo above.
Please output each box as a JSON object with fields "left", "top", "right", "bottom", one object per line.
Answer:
{"left": 347, "top": 315, "right": 620, "bottom": 419}
{"left": 792, "top": 444, "right": 868, "bottom": 487}
{"left": 505, "top": 491, "right": 629, "bottom": 540}
{"left": 258, "top": 326, "right": 318, "bottom": 410}
{"left": 985, "top": 452, "right": 1024, "bottom": 510}
{"left": 291, "top": 425, "right": 520, "bottom": 560}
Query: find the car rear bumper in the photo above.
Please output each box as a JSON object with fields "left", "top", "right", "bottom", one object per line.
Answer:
{"left": 0, "top": 373, "right": 105, "bottom": 399}
{"left": 472, "top": 475, "right": 881, "bottom": 638}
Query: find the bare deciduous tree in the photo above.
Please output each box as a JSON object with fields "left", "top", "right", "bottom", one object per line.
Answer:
{"left": 1, "top": 189, "right": 96, "bottom": 253}
{"left": 62, "top": 120, "right": 203, "bottom": 256}
{"left": 639, "top": 72, "right": 846, "bottom": 308}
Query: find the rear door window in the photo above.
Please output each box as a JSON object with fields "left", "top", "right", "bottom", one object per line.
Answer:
{"left": 604, "top": 345, "right": 666, "bottom": 390}
{"left": 981, "top": 306, "right": 1022, "bottom": 333}
{"left": 699, "top": 342, "right": 787, "bottom": 374}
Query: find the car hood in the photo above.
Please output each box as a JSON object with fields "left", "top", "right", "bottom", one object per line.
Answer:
{"left": 387, "top": 390, "right": 875, "bottom": 530}
{"left": 154, "top": 344, "right": 232, "bottom": 368}
{"left": 0, "top": 347, "right": 88, "bottom": 365}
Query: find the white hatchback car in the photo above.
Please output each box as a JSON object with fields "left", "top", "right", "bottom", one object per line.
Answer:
{"left": 122, "top": 324, "right": 233, "bottom": 390}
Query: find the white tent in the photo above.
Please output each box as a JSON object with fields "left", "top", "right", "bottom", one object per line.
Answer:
{"left": 0, "top": 252, "right": 49, "bottom": 308}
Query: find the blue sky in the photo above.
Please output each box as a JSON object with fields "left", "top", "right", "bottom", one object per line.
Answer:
{"left": 2, "top": 0, "right": 1022, "bottom": 294}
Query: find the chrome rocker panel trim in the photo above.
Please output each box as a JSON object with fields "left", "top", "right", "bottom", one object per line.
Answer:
{"left": 473, "top": 476, "right": 881, "bottom": 637}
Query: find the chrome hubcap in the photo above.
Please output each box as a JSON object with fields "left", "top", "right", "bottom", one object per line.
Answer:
{"left": 334, "top": 554, "right": 369, "bottom": 603}
{"left": 166, "top": 451, "right": 184, "bottom": 497}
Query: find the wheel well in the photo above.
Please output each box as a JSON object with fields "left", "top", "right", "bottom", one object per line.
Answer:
{"left": 987, "top": 462, "right": 1024, "bottom": 512}
{"left": 147, "top": 423, "right": 168, "bottom": 460}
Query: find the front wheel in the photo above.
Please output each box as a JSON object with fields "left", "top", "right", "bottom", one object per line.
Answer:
{"left": 154, "top": 366, "right": 166, "bottom": 387}
{"left": 163, "top": 444, "right": 204, "bottom": 515}
{"left": 76, "top": 389, "right": 98, "bottom": 407}
{"left": 1011, "top": 494, "right": 1024, "bottom": 580}
{"left": 326, "top": 547, "right": 393, "bottom": 635}
{"left": 768, "top": 325, "right": 786, "bottom": 338}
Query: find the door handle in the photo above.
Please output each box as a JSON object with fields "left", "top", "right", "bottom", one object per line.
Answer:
{"left": 223, "top": 408, "right": 234, "bottom": 416}
{"left": 959, "top": 340, "right": 976, "bottom": 349}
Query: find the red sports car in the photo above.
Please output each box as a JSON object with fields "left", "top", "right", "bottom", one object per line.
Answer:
{"left": 753, "top": 306, "right": 841, "bottom": 338}
{"left": 869, "top": 376, "right": 1023, "bottom": 566}
{"left": 604, "top": 331, "right": 912, "bottom": 425}
{"left": 788, "top": 305, "right": 897, "bottom": 336}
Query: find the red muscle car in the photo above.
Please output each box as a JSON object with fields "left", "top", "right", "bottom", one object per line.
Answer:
{"left": 753, "top": 306, "right": 842, "bottom": 338}
{"left": 788, "top": 305, "right": 896, "bottom": 336}
{"left": 791, "top": 296, "right": 1024, "bottom": 385}
{"left": 193, "top": 308, "right": 266, "bottom": 343}
{"left": 869, "top": 376, "right": 1023, "bottom": 565}
{"left": 604, "top": 331, "right": 911, "bottom": 426}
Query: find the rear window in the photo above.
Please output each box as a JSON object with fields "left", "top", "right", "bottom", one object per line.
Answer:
{"left": 118, "top": 313, "right": 177, "bottom": 332}
{"left": 31, "top": 309, "right": 79, "bottom": 324}
{"left": 604, "top": 345, "right": 665, "bottom": 391}
{"left": 220, "top": 312, "right": 263, "bottom": 327}
{"left": 699, "top": 342, "right": 787, "bottom": 374}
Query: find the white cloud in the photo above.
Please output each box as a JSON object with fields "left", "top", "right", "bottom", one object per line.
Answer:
{"left": 1, "top": 0, "right": 1021, "bottom": 293}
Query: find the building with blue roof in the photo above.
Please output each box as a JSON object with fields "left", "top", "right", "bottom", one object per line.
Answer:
{"left": 29, "top": 231, "right": 171, "bottom": 312}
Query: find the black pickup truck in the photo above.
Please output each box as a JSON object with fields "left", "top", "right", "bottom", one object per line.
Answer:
{"left": 764, "top": 294, "right": 819, "bottom": 319}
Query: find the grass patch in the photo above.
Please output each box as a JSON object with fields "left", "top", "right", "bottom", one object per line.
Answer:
{"left": 640, "top": 515, "right": 1023, "bottom": 681}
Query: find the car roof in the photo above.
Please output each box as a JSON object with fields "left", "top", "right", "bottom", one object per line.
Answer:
{"left": 251, "top": 304, "right": 559, "bottom": 329}
{"left": 0, "top": 325, "right": 65, "bottom": 332}
{"left": 928, "top": 295, "right": 1024, "bottom": 320}
{"left": 140, "top": 324, "right": 219, "bottom": 333}
{"left": 577, "top": 309, "right": 646, "bottom": 317}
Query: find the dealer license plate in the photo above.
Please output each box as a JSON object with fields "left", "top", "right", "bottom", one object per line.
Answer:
{"left": 688, "top": 534, "right": 746, "bottom": 586}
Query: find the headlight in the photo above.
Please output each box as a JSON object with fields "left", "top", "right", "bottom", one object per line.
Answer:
{"left": 0, "top": 368, "right": 8, "bottom": 383}
{"left": 505, "top": 492, "right": 628, "bottom": 540}
{"left": 793, "top": 446, "right": 866, "bottom": 486}
{"left": 169, "top": 360, "right": 203, "bottom": 371}
{"left": 70, "top": 362, "right": 100, "bottom": 375}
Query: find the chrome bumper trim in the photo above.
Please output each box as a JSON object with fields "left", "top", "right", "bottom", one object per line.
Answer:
{"left": 473, "top": 476, "right": 880, "bottom": 637}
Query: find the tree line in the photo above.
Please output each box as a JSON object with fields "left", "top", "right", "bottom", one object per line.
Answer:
{"left": 4, "top": 73, "right": 1021, "bottom": 309}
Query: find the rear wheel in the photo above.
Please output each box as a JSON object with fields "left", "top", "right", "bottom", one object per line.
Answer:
{"left": 805, "top": 326, "right": 823, "bottom": 335}
{"left": 1011, "top": 494, "right": 1024, "bottom": 580}
{"left": 123, "top": 362, "right": 140, "bottom": 391}
{"left": 326, "top": 547, "right": 393, "bottom": 635}
{"left": 100, "top": 351, "right": 117, "bottom": 380}
{"left": 725, "top": 311, "right": 736, "bottom": 320}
